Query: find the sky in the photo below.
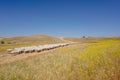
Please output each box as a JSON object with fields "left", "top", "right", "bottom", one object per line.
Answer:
{"left": 0, "top": 0, "right": 120, "bottom": 37}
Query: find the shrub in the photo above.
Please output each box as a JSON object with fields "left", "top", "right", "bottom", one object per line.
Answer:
{"left": 0, "top": 40, "right": 5, "bottom": 44}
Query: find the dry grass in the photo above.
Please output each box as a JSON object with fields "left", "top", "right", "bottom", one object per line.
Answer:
{"left": 2, "top": 35, "right": 65, "bottom": 45}
{"left": 64, "top": 37, "right": 120, "bottom": 43}
{"left": 0, "top": 40, "right": 120, "bottom": 80}
{"left": 0, "top": 35, "right": 65, "bottom": 52}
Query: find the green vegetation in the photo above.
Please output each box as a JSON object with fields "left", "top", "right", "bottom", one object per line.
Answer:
{"left": 0, "top": 40, "right": 120, "bottom": 80}
{"left": 0, "top": 40, "right": 5, "bottom": 44}
{"left": 82, "top": 36, "right": 86, "bottom": 38}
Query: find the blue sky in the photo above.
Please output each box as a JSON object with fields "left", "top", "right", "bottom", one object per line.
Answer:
{"left": 0, "top": 0, "right": 120, "bottom": 37}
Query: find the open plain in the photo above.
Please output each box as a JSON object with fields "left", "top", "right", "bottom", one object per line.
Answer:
{"left": 0, "top": 35, "right": 120, "bottom": 80}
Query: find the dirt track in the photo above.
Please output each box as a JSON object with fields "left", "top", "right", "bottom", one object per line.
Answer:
{"left": 0, "top": 44, "right": 75, "bottom": 65}
{"left": 0, "top": 48, "right": 58, "bottom": 65}
{"left": 0, "top": 43, "right": 88, "bottom": 65}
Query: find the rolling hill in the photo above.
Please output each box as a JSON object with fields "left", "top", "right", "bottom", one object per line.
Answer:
{"left": 2, "top": 35, "right": 65, "bottom": 45}
{"left": 0, "top": 35, "right": 66, "bottom": 51}
{"left": 64, "top": 37, "right": 120, "bottom": 43}
{"left": 1, "top": 35, "right": 120, "bottom": 51}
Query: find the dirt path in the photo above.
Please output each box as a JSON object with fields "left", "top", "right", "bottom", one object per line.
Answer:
{"left": 59, "top": 37, "right": 74, "bottom": 43}
{"left": 0, "top": 43, "right": 88, "bottom": 65}
{"left": 0, "top": 49, "right": 56, "bottom": 65}
{"left": 0, "top": 44, "right": 75, "bottom": 65}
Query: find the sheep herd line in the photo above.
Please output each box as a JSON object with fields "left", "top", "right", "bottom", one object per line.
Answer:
{"left": 7, "top": 43, "right": 71, "bottom": 54}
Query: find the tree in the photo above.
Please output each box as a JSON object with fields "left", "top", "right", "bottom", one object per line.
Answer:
{"left": 82, "top": 36, "right": 86, "bottom": 38}
{"left": 0, "top": 40, "right": 5, "bottom": 44}
{"left": 7, "top": 42, "right": 11, "bottom": 44}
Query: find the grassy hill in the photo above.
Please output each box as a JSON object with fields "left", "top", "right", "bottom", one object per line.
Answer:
{"left": 0, "top": 35, "right": 65, "bottom": 51}
{"left": 0, "top": 35, "right": 120, "bottom": 51}
{"left": 3, "top": 35, "right": 65, "bottom": 44}
{"left": 64, "top": 37, "right": 120, "bottom": 43}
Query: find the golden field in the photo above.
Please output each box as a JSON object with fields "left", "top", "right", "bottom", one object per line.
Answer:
{"left": 0, "top": 37, "right": 120, "bottom": 80}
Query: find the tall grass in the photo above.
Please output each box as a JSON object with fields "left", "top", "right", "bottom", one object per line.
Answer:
{"left": 0, "top": 40, "right": 120, "bottom": 80}
{"left": 79, "top": 40, "right": 120, "bottom": 80}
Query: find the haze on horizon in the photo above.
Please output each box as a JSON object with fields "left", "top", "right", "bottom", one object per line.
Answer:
{"left": 0, "top": 0, "right": 120, "bottom": 37}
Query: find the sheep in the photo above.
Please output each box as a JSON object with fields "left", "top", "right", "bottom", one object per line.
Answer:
{"left": 7, "top": 49, "right": 14, "bottom": 52}
{"left": 7, "top": 42, "right": 71, "bottom": 54}
{"left": 10, "top": 48, "right": 23, "bottom": 54}
{"left": 24, "top": 47, "right": 32, "bottom": 53}
{"left": 35, "top": 46, "right": 44, "bottom": 52}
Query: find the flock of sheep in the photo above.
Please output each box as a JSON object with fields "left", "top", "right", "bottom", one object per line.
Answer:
{"left": 7, "top": 43, "right": 70, "bottom": 54}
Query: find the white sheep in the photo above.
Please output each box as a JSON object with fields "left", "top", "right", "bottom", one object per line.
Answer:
{"left": 8, "top": 42, "right": 71, "bottom": 54}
